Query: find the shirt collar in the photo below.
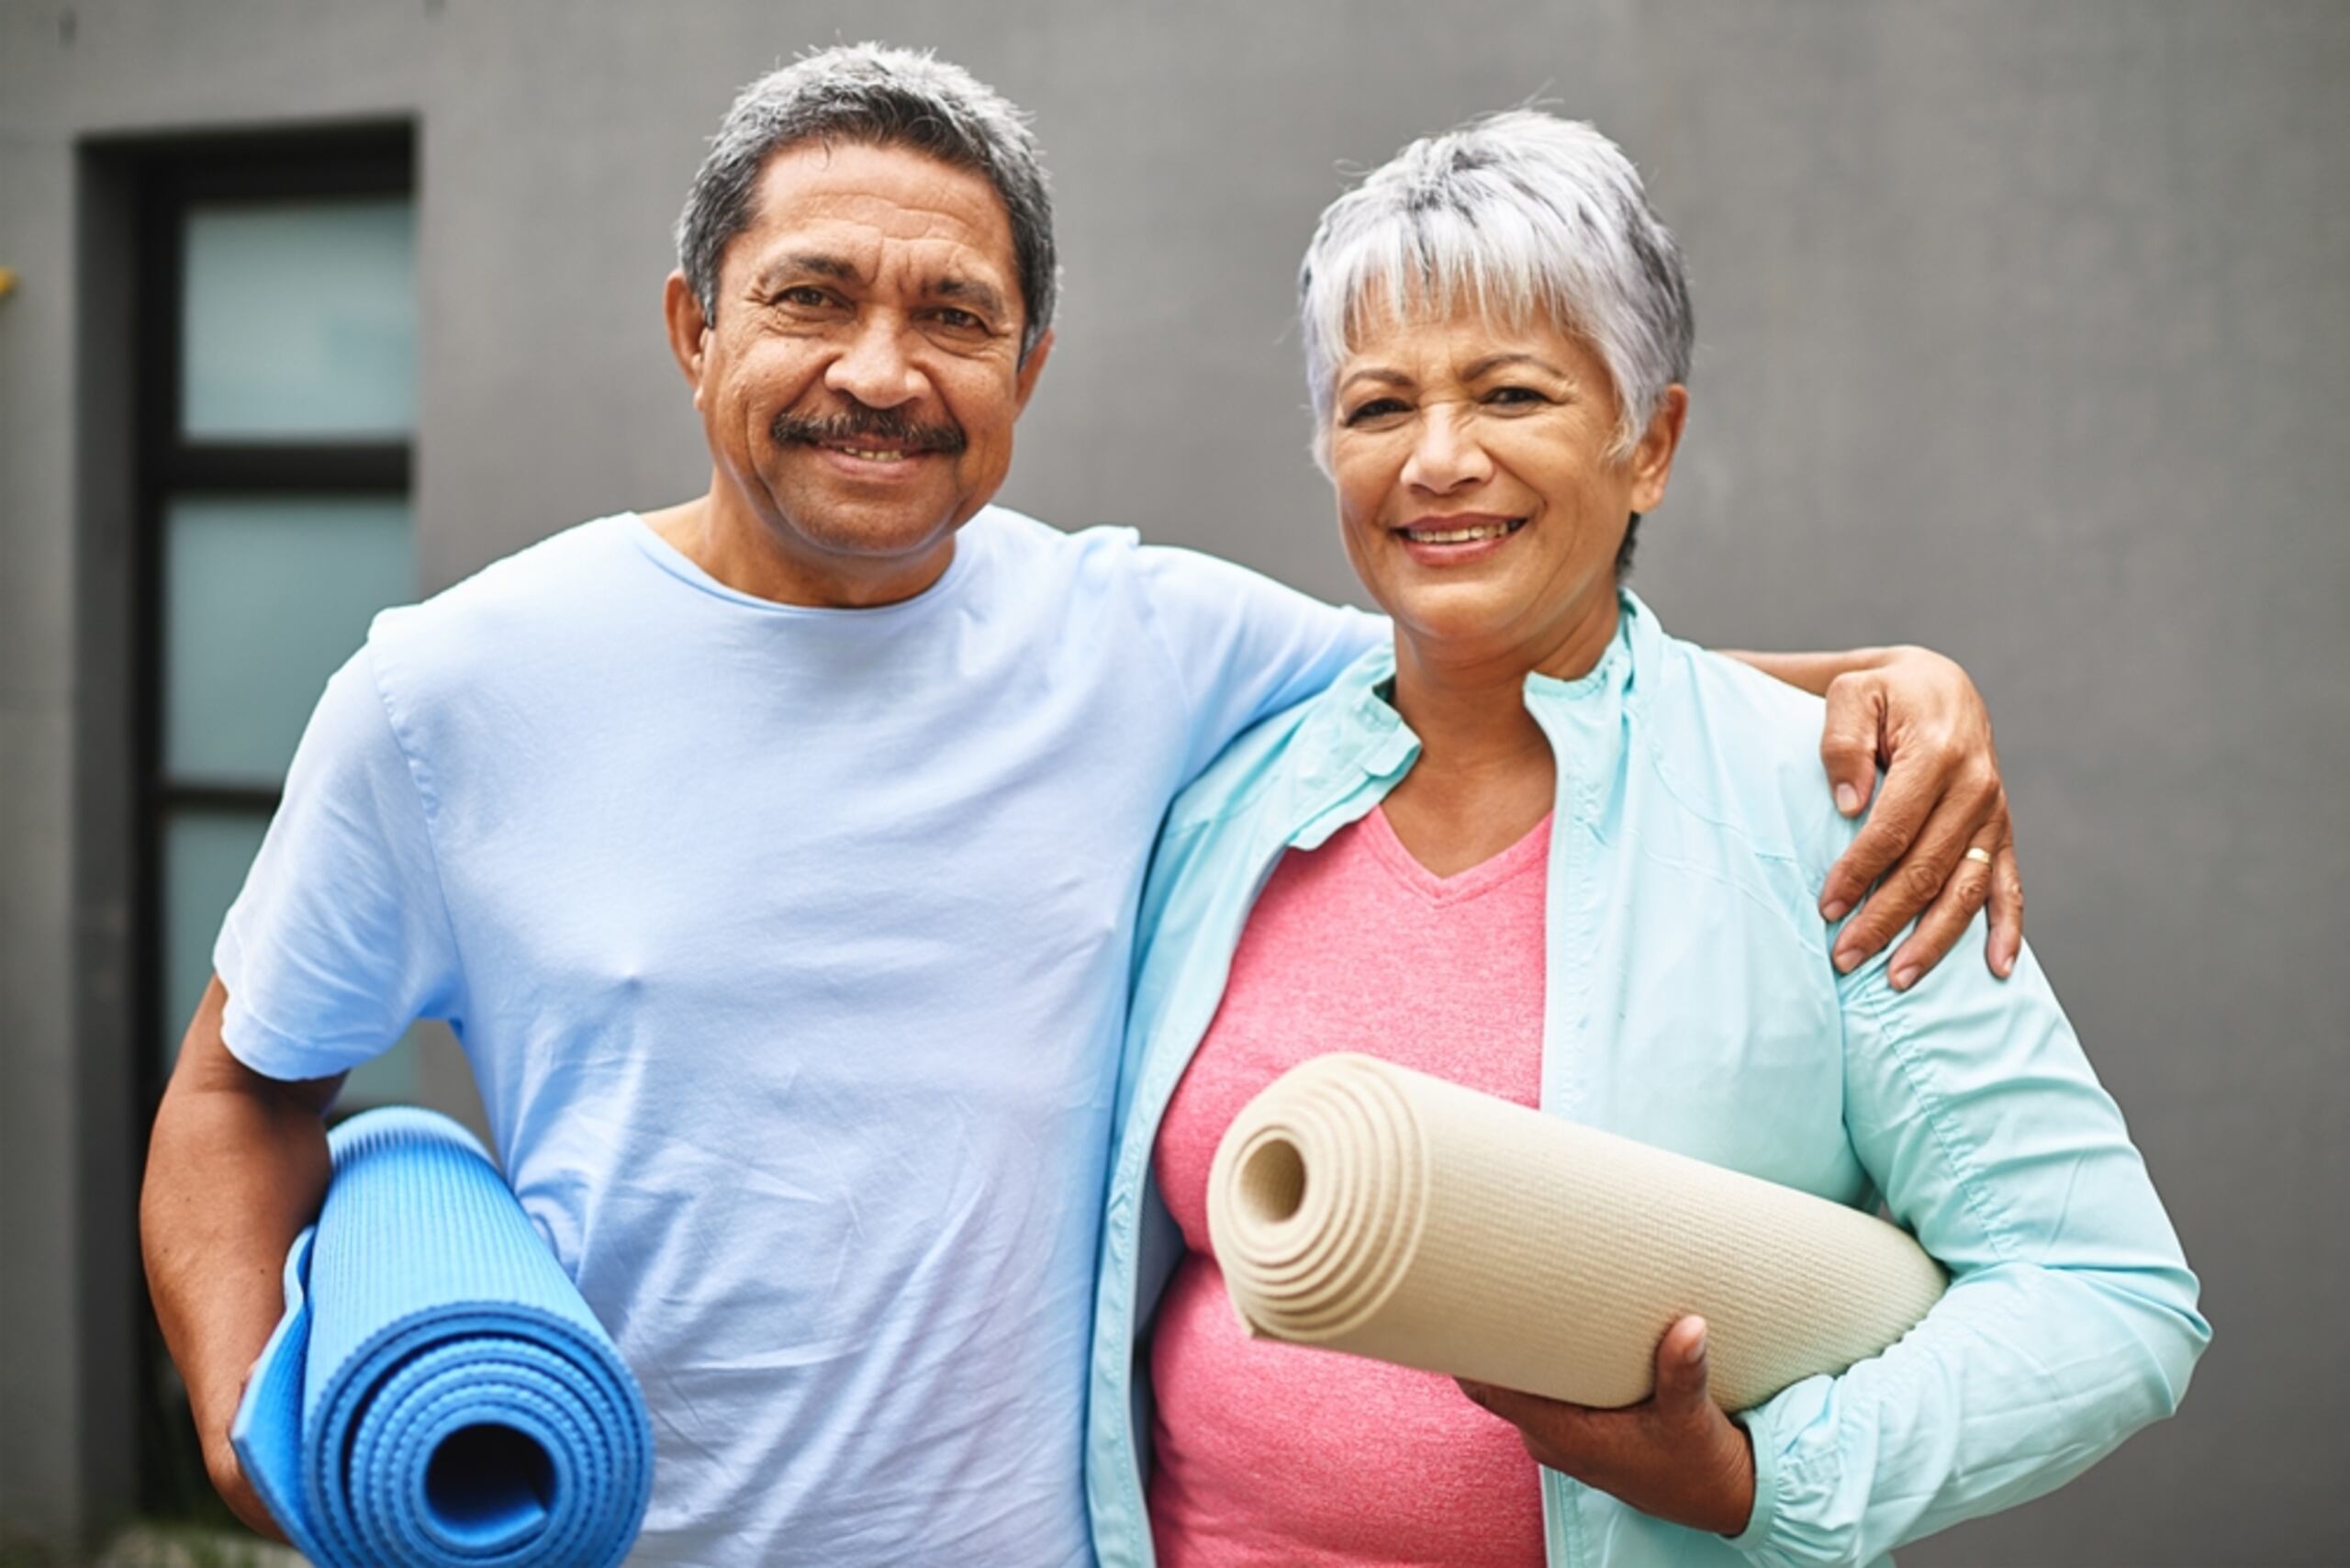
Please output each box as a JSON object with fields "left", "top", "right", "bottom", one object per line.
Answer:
{"left": 1282, "top": 588, "right": 1661, "bottom": 842}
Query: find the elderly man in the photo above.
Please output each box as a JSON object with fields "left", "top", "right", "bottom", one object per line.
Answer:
{"left": 142, "top": 45, "right": 2021, "bottom": 1567}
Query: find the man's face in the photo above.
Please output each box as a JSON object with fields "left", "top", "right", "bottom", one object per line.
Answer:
{"left": 676, "top": 140, "right": 1049, "bottom": 590}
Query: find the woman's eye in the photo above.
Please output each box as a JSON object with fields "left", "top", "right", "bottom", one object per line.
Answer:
{"left": 1485, "top": 385, "right": 1544, "bottom": 407}
{"left": 1343, "top": 398, "right": 1409, "bottom": 426}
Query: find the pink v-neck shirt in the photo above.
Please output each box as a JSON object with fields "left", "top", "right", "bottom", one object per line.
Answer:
{"left": 1148, "top": 806, "right": 1553, "bottom": 1567}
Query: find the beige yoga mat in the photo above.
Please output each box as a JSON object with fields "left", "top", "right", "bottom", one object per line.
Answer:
{"left": 1206, "top": 1053, "right": 1946, "bottom": 1411}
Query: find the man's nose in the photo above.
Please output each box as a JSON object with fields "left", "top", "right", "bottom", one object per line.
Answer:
{"left": 823, "top": 314, "right": 926, "bottom": 409}
{"left": 1401, "top": 406, "right": 1492, "bottom": 494}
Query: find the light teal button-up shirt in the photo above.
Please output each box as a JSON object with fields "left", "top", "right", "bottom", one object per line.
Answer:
{"left": 1086, "top": 591, "right": 2206, "bottom": 1567}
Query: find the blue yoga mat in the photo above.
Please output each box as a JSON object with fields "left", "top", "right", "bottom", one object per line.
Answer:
{"left": 232, "top": 1107, "right": 654, "bottom": 1567}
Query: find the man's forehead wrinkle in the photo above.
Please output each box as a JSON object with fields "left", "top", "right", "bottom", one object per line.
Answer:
{"left": 755, "top": 150, "right": 1013, "bottom": 237}
{"left": 744, "top": 216, "right": 1010, "bottom": 282}
{"left": 819, "top": 193, "right": 1011, "bottom": 259}
{"left": 753, "top": 205, "right": 1010, "bottom": 264}
{"left": 751, "top": 148, "right": 1016, "bottom": 261}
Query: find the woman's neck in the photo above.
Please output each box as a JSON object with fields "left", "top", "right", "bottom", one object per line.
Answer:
{"left": 1376, "top": 590, "right": 1618, "bottom": 877}
{"left": 1388, "top": 587, "right": 1619, "bottom": 765}
{"left": 1389, "top": 655, "right": 1551, "bottom": 779}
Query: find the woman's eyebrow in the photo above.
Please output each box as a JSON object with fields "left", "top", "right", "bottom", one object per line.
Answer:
{"left": 1339, "top": 366, "right": 1413, "bottom": 396}
{"left": 1461, "top": 352, "right": 1568, "bottom": 380}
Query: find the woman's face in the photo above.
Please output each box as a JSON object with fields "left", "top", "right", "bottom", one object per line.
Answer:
{"left": 1327, "top": 300, "right": 1684, "bottom": 677}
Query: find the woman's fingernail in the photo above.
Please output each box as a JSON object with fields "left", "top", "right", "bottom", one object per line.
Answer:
{"left": 1821, "top": 899, "right": 1851, "bottom": 923}
{"left": 1892, "top": 965, "right": 1919, "bottom": 991}
{"left": 1835, "top": 784, "right": 1861, "bottom": 815}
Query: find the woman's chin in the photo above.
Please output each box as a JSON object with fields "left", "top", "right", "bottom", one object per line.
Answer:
{"left": 1385, "top": 583, "right": 1542, "bottom": 657}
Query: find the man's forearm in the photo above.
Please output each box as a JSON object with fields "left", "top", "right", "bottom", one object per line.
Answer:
{"left": 1722, "top": 645, "right": 1897, "bottom": 699}
{"left": 140, "top": 979, "right": 338, "bottom": 1479}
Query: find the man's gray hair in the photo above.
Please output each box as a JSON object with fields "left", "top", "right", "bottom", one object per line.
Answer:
{"left": 677, "top": 43, "right": 1057, "bottom": 362}
{"left": 1298, "top": 110, "right": 1693, "bottom": 464}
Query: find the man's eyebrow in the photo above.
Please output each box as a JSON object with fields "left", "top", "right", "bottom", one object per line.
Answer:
{"left": 929, "top": 275, "right": 1008, "bottom": 319}
{"left": 1462, "top": 352, "right": 1569, "bottom": 381}
{"left": 755, "top": 252, "right": 862, "bottom": 289}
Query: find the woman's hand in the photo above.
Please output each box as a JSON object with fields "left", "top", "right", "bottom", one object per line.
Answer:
{"left": 1458, "top": 1316, "right": 1757, "bottom": 1537}
{"left": 1815, "top": 646, "right": 2023, "bottom": 987}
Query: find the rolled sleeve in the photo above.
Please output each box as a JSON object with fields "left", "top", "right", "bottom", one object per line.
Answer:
{"left": 1729, "top": 924, "right": 2209, "bottom": 1566}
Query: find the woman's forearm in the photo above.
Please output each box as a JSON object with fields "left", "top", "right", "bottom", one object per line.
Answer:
{"left": 1732, "top": 949, "right": 2208, "bottom": 1562}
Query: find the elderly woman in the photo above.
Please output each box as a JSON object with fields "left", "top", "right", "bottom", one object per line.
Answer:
{"left": 1085, "top": 113, "right": 2206, "bottom": 1568}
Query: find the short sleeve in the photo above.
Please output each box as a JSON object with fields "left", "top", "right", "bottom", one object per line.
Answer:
{"left": 1132, "top": 545, "right": 1385, "bottom": 781}
{"left": 213, "top": 644, "right": 464, "bottom": 1081}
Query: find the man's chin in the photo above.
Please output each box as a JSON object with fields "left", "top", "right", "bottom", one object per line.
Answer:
{"left": 761, "top": 494, "right": 966, "bottom": 562}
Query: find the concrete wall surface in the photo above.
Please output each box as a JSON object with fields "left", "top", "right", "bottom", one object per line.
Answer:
{"left": 2, "top": 1, "right": 2344, "bottom": 1561}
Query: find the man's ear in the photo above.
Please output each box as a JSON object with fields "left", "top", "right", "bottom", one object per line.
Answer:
{"left": 1013, "top": 328, "right": 1056, "bottom": 413}
{"left": 664, "top": 271, "right": 711, "bottom": 402}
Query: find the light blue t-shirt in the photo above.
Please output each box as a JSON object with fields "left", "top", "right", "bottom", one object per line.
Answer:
{"left": 215, "top": 507, "right": 1377, "bottom": 1567}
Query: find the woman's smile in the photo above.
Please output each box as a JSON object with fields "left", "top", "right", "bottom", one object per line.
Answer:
{"left": 1394, "top": 512, "right": 1529, "bottom": 566}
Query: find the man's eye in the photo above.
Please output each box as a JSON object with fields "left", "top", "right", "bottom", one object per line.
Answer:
{"left": 932, "top": 308, "right": 985, "bottom": 331}
{"left": 776, "top": 286, "right": 834, "bottom": 308}
{"left": 1343, "top": 398, "right": 1409, "bottom": 426}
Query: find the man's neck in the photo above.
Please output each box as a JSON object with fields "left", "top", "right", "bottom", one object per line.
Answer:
{"left": 642, "top": 489, "right": 957, "bottom": 609}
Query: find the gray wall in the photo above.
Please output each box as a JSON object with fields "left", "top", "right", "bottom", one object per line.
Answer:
{"left": 4, "top": 1, "right": 2344, "bottom": 1561}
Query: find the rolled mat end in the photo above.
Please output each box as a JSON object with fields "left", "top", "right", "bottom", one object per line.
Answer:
{"left": 1207, "top": 1053, "right": 1945, "bottom": 1411}
{"left": 232, "top": 1106, "right": 654, "bottom": 1567}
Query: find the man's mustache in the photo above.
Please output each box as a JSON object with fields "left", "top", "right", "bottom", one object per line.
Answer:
{"left": 772, "top": 406, "right": 967, "bottom": 454}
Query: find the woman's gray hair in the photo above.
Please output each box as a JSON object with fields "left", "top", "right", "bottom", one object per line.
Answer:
{"left": 1298, "top": 110, "right": 1693, "bottom": 464}
{"left": 677, "top": 43, "right": 1057, "bottom": 363}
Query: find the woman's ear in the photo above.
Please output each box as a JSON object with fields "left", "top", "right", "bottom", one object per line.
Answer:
{"left": 1628, "top": 385, "right": 1690, "bottom": 514}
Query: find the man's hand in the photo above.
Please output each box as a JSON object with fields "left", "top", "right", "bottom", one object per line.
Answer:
{"left": 1815, "top": 646, "right": 2023, "bottom": 988}
{"left": 1459, "top": 1316, "right": 1756, "bottom": 1537}
{"left": 201, "top": 1415, "right": 286, "bottom": 1543}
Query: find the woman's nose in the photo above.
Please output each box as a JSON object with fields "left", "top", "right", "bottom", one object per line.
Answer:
{"left": 823, "top": 315, "right": 926, "bottom": 409}
{"left": 1400, "top": 407, "right": 1492, "bottom": 494}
